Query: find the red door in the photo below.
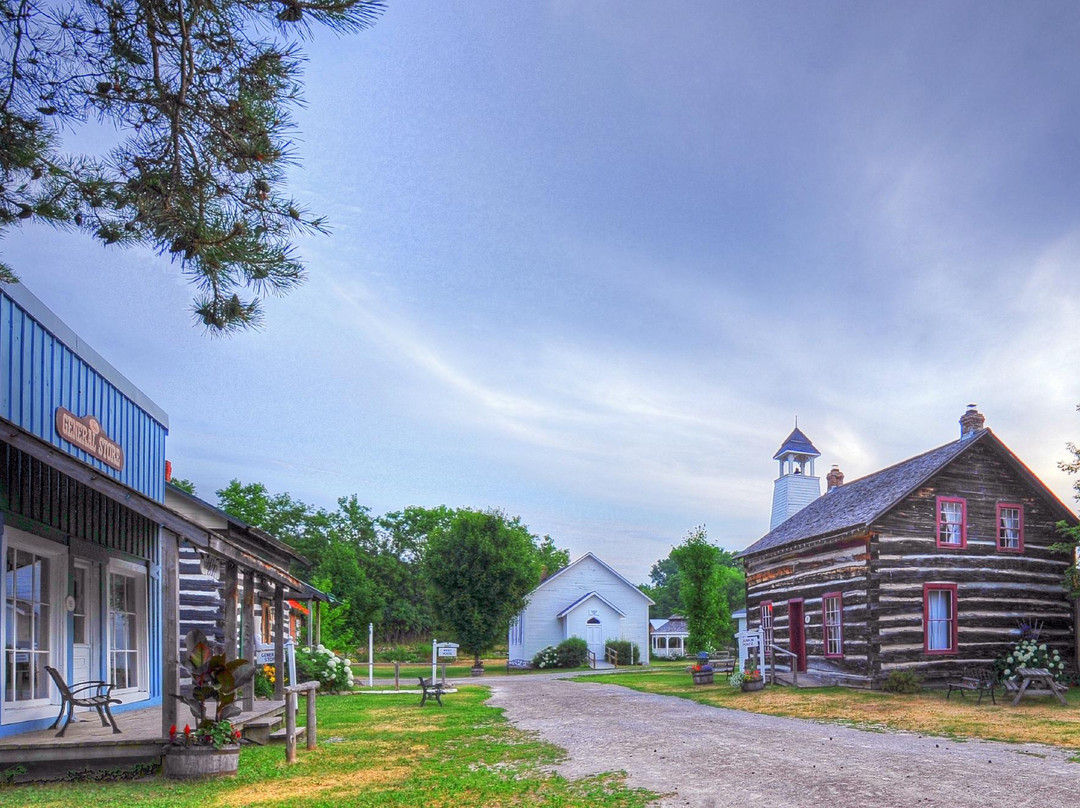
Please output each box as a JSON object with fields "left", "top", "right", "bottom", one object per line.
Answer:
{"left": 788, "top": 599, "right": 807, "bottom": 672}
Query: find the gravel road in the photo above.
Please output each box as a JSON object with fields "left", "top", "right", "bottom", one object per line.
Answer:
{"left": 484, "top": 675, "right": 1080, "bottom": 807}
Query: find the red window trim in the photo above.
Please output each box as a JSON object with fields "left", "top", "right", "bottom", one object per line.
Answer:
{"left": 996, "top": 502, "right": 1024, "bottom": 553}
{"left": 935, "top": 496, "right": 967, "bottom": 549}
{"left": 822, "top": 591, "right": 844, "bottom": 659}
{"left": 923, "top": 583, "right": 958, "bottom": 656}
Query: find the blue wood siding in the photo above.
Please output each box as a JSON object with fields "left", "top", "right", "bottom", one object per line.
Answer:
{"left": 0, "top": 293, "right": 167, "bottom": 502}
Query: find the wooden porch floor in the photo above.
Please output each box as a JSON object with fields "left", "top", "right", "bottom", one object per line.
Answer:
{"left": 0, "top": 699, "right": 285, "bottom": 779}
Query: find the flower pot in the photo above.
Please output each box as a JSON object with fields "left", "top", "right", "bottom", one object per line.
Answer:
{"left": 163, "top": 745, "right": 240, "bottom": 779}
{"left": 691, "top": 672, "right": 714, "bottom": 685}
{"left": 470, "top": 665, "right": 485, "bottom": 677}
{"left": 741, "top": 677, "right": 765, "bottom": 692}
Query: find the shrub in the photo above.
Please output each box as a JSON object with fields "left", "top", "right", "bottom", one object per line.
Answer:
{"left": 532, "top": 646, "right": 559, "bottom": 669}
{"left": 995, "top": 638, "right": 1067, "bottom": 683}
{"left": 728, "top": 669, "right": 745, "bottom": 688}
{"left": 556, "top": 637, "right": 589, "bottom": 667}
{"left": 254, "top": 663, "right": 275, "bottom": 699}
{"left": 605, "top": 640, "right": 643, "bottom": 665}
{"left": 881, "top": 670, "right": 921, "bottom": 693}
{"left": 295, "top": 644, "right": 355, "bottom": 692}
{"left": 374, "top": 642, "right": 434, "bottom": 663}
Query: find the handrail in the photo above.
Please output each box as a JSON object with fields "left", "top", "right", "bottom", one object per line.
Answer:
{"left": 768, "top": 644, "right": 798, "bottom": 687}
{"left": 586, "top": 649, "right": 596, "bottom": 669}
{"left": 605, "top": 647, "right": 619, "bottom": 668}
{"left": 283, "top": 680, "right": 320, "bottom": 763}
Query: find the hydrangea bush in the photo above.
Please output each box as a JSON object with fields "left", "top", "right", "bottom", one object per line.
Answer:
{"left": 531, "top": 646, "right": 559, "bottom": 669}
{"left": 295, "top": 644, "right": 355, "bottom": 692}
{"left": 995, "top": 639, "right": 1066, "bottom": 683}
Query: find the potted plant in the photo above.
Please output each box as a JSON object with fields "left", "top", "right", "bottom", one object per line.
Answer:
{"left": 164, "top": 629, "right": 255, "bottom": 779}
{"left": 741, "top": 664, "right": 765, "bottom": 692}
{"left": 690, "top": 662, "right": 714, "bottom": 685}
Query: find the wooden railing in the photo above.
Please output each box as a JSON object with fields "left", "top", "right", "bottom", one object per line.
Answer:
{"left": 283, "top": 680, "right": 320, "bottom": 764}
{"left": 768, "top": 645, "right": 798, "bottom": 687}
{"left": 605, "top": 647, "right": 619, "bottom": 667}
{"left": 586, "top": 650, "right": 596, "bottom": 669}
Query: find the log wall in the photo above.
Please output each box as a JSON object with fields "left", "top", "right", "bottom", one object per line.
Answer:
{"left": 871, "top": 440, "right": 1073, "bottom": 681}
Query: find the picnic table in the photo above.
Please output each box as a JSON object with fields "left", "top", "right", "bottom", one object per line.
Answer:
{"left": 1008, "top": 667, "right": 1068, "bottom": 706}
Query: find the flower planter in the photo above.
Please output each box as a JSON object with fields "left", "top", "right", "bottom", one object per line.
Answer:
{"left": 470, "top": 665, "right": 485, "bottom": 677}
{"left": 691, "top": 672, "right": 714, "bottom": 685}
{"left": 163, "top": 745, "right": 240, "bottom": 779}
{"left": 741, "top": 677, "right": 765, "bottom": 692}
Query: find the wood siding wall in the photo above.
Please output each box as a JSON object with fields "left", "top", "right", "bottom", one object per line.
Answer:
{"left": 745, "top": 536, "right": 872, "bottom": 679}
{"left": 871, "top": 441, "right": 1073, "bottom": 681}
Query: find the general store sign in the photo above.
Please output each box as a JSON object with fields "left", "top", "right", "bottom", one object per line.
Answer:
{"left": 55, "top": 408, "right": 124, "bottom": 471}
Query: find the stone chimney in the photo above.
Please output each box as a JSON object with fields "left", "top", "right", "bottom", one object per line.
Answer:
{"left": 959, "top": 404, "right": 985, "bottom": 439}
{"left": 826, "top": 465, "right": 844, "bottom": 491}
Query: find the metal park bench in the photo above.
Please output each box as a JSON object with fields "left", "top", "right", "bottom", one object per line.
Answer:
{"left": 44, "top": 666, "right": 122, "bottom": 737}
{"left": 418, "top": 676, "right": 445, "bottom": 707}
{"left": 945, "top": 668, "right": 997, "bottom": 705}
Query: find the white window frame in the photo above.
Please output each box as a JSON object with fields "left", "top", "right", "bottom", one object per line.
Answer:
{"left": 1, "top": 526, "right": 67, "bottom": 725}
{"left": 106, "top": 558, "right": 150, "bottom": 704}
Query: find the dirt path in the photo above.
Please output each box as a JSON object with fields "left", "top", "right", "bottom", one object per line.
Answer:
{"left": 484, "top": 675, "right": 1080, "bottom": 807}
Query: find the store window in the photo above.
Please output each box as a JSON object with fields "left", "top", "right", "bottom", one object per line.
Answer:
{"left": 107, "top": 562, "right": 148, "bottom": 698}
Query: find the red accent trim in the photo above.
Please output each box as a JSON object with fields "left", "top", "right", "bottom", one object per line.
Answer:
{"left": 822, "top": 591, "right": 843, "bottom": 659}
{"left": 287, "top": 599, "right": 309, "bottom": 615}
{"left": 923, "top": 583, "right": 958, "bottom": 655}
{"left": 935, "top": 496, "right": 967, "bottom": 549}
{"left": 996, "top": 502, "right": 1024, "bottom": 553}
{"left": 788, "top": 598, "right": 806, "bottom": 672}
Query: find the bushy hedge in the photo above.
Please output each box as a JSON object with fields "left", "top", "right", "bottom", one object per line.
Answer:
{"left": 881, "top": 670, "right": 921, "bottom": 693}
{"left": 605, "top": 640, "right": 643, "bottom": 665}
{"left": 531, "top": 637, "right": 589, "bottom": 669}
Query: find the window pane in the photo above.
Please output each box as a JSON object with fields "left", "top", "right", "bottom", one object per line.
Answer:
{"left": 125, "top": 652, "right": 138, "bottom": 689}
{"left": 13, "top": 653, "right": 30, "bottom": 701}
{"left": 33, "top": 653, "right": 49, "bottom": 699}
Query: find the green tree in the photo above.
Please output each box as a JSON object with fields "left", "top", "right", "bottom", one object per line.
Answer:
{"left": 169, "top": 477, "right": 197, "bottom": 495}
{"left": 0, "top": 0, "right": 383, "bottom": 331}
{"left": 425, "top": 509, "right": 541, "bottom": 667}
{"left": 670, "top": 525, "right": 735, "bottom": 654}
{"left": 535, "top": 534, "right": 570, "bottom": 579}
{"left": 643, "top": 556, "right": 684, "bottom": 619}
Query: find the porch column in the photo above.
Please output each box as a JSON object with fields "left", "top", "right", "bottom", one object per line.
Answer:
{"left": 222, "top": 561, "right": 239, "bottom": 660}
{"left": 307, "top": 599, "right": 314, "bottom": 650}
{"left": 273, "top": 582, "right": 285, "bottom": 700}
{"left": 242, "top": 569, "right": 256, "bottom": 711}
{"left": 315, "top": 600, "right": 322, "bottom": 647}
{"left": 161, "top": 530, "right": 180, "bottom": 738}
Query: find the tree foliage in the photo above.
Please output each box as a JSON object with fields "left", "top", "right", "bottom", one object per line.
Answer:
{"left": 0, "top": 0, "right": 383, "bottom": 331}
{"left": 644, "top": 542, "right": 744, "bottom": 623}
{"left": 424, "top": 509, "right": 541, "bottom": 666}
{"left": 670, "top": 525, "right": 739, "bottom": 654}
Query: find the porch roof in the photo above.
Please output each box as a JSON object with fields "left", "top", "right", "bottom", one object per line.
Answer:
{"left": 0, "top": 415, "right": 325, "bottom": 601}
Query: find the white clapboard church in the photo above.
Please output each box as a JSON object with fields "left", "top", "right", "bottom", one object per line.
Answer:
{"left": 508, "top": 553, "right": 653, "bottom": 665}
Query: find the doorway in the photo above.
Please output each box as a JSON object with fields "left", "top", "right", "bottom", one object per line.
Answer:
{"left": 585, "top": 617, "right": 602, "bottom": 659}
{"left": 71, "top": 561, "right": 100, "bottom": 691}
{"left": 788, "top": 599, "right": 807, "bottom": 673}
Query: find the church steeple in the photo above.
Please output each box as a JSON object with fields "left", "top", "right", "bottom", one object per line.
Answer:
{"left": 769, "top": 424, "right": 822, "bottom": 530}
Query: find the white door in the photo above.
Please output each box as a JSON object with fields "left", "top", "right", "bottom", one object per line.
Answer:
{"left": 585, "top": 619, "right": 602, "bottom": 659}
{"left": 71, "top": 562, "right": 99, "bottom": 693}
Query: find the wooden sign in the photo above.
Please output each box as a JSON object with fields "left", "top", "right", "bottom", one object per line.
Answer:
{"left": 55, "top": 408, "right": 124, "bottom": 471}
{"left": 739, "top": 633, "right": 761, "bottom": 649}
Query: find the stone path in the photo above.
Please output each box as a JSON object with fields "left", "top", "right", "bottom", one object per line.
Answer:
{"left": 484, "top": 675, "right": 1080, "bottom": 807}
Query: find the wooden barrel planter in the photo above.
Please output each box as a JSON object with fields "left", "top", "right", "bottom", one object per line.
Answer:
{"left": 741, "top": 677, "right": 765, "bottom": 692}
{"left": 470, "top": 665, "right": 485, "bottom": 677}
{"left": 691, "top": 671, "right": 714, "bottom": 685}
{"left": 163, "top": 746, "right": 241, "bottom": 779}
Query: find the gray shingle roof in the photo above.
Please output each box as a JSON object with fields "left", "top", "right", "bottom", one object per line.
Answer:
{"left": 742, "top": 430, "right": 986, "bottom": 557}
{"left": 773, "top": 427, "right": 821, "bottom": 459}
{"left": 654, "top": 618, "right": 688, "bottom": 634}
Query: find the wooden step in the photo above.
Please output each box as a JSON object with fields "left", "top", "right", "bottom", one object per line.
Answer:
{"left": 269, "top": 725, "right": 306, "bottom": 744}
{"left": 242, "top": 716, "right": 283, "bottom": 745}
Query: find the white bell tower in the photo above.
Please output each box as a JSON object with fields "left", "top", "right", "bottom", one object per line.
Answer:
{"left": 769, "top": 423, "right": 822, "bottom": 530}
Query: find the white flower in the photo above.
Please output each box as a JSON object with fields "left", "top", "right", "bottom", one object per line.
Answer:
{"left": 1003, "top": 669, "right": 1011, "bottom": 676}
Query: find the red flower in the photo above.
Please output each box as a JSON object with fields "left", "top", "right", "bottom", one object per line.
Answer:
{"left": 169, "top": 725, "right": 177, "bottom": 739}
{"left": 184, "top": 724, "right": 191, "bottom": 736}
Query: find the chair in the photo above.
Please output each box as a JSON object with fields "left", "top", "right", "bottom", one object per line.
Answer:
{"left": 44, "top": 666, "right": 122, "bottom": 737}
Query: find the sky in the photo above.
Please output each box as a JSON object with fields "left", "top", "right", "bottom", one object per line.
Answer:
{"left": 5, "top": 2, "right": 1080, "bottom": 584}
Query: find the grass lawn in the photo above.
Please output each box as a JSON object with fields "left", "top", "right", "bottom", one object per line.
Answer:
{"left": 578, "top": 669, "right": 1080, "bottom": 751}
{"left": 0, "top": 689, "right": 655, "bottom": 808}
{"left": 354, "top": 660, "right": 597, "bottom": 680}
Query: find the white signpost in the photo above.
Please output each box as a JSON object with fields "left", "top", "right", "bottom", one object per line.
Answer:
{"left": 735, "top": 627, "right": 765, "bottom": 673}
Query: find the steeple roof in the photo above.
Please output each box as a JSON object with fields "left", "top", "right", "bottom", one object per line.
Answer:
{"left": 772, "top": 427, "right": 821, "bottom": 460}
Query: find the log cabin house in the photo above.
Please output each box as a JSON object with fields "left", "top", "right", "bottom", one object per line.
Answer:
{"left": 739, "top": 407, "right": 1078, "bottom": 687}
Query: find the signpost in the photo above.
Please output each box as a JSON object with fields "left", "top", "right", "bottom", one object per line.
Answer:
{"left": 431, "top": 638, "right": 438, "bottom": 684}
{"left": 368, "top": 622, "right": 374, "bottom": 687}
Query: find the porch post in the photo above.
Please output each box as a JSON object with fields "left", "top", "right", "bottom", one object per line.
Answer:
{"left": 242, "top": 569, "right": 256, "bottom": 711}
{"left": 161, "top": 530, "right": 180, "bottom": 738}
{"left": 274, "top": 582, "right": 285, "bottom": 700}
{"left": 222, "top": 561, "right": 239, "bottom": 660}
{"left": 315, "top": 600, "right": 322, "bottom": 646}
{"left": 307, "top": 599, "right": 314, "bottom": 650}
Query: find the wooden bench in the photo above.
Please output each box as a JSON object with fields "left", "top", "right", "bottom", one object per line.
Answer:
{"left": 418, "top": 677, "right": 445, "bottom": 707}
{"left": 506, "top": 659, "right": 531, "bottom": 674}
{"left": 946, "top": 668, "right": 996, "bottom": 705}
{"left": 1008, "top": 667, "right": 1068, "bottom": 706}
{"left": 44, "top": 666, "right": 122, "bottom": 737}
{"left": 710, "top": 655, "right": 737, "bottom": 676}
